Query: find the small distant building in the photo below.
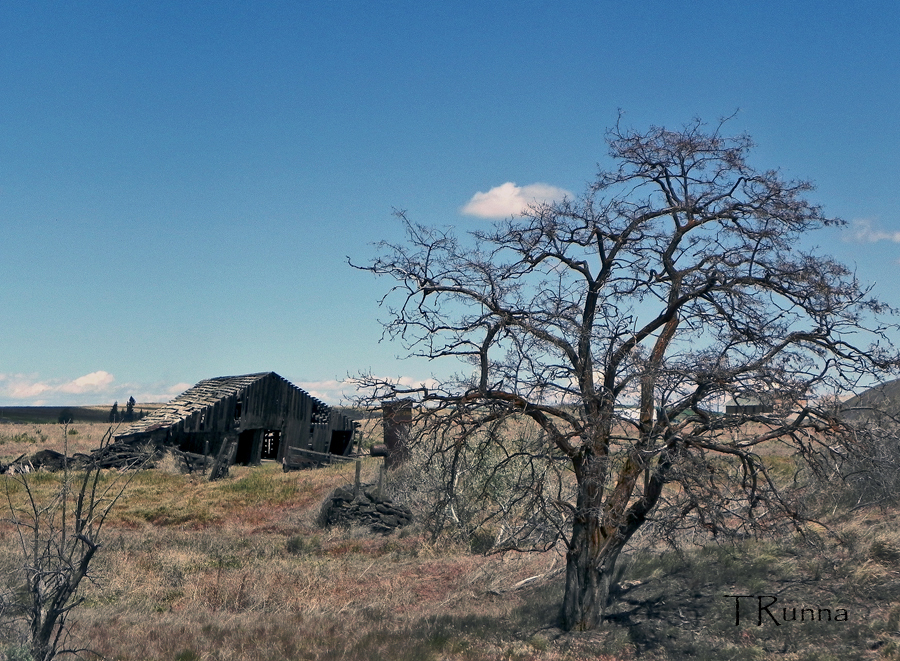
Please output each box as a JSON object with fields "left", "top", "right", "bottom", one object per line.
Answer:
{"left": 724, "top": 395, "right": 774, "bottom": 415}
{"left": 115, "top": 372, "right": 355, "bottom": 469}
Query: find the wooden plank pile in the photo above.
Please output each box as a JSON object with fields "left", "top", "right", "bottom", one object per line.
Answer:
{"left": 80, "top": 441, "right": 159, "bottom": 470}
{"left": 168, "top": 449, "right": 211, "bottom": 474}
{"left": 0, "top": 441, "right": 159, "bottom": 474}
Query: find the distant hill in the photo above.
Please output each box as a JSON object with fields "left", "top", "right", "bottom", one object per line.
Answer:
{"left": 333, "top": 406, "right": 379, "bottom": 422}
{"left": 0, "top": 404, "right": 166, "bottom": 425}
{"left": 840, "top": 378, "right": 900, "bottom": 425}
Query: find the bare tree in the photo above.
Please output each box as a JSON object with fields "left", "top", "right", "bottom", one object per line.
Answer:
{"left": 352, "top": 118, "right": 900, "bottom": 631}
{"left": 2, "top": 427, "right": 143, "bottom": 660}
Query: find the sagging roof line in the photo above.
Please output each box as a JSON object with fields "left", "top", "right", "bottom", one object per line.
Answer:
{"left": 115, "top": 372, "right": 330, "bottom": 437}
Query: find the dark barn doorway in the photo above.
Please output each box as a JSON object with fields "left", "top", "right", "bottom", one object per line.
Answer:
{"left": 261, "top": 429, "right": 281, "bottom": 460}
{"left": 235, "top": 429, "right": 258, "bottom": 465}
{"left": 329, "top": 429, "right": 353, "bottom": 456}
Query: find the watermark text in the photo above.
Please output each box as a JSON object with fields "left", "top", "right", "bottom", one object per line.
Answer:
{"left": 724, "top": 594, "right": 848, "bottom": 626}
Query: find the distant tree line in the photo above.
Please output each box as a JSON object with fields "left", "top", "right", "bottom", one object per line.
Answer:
{"left": 108, "top": 396, "right": 146, "bottom": 423}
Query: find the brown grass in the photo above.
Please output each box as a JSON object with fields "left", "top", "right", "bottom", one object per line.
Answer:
{"left": 0, "top": 422, "right": 113, "bottom": 463}
{"left": 41, "top": 459, "right": 575, "bottom": 660}
{"left": 2, "top": 423, "right": 899, "bottom": 660}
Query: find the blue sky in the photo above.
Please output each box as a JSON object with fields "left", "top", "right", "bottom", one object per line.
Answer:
{"left": 1, "top": 1, "right": 899, "bottom": 406}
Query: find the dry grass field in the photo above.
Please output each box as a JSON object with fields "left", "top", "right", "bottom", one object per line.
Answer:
{"left": 1, "top": 422, "right": 899, "bottom": 660}
{"left": 0, "top": 422, "right": 110, "bottom": 463}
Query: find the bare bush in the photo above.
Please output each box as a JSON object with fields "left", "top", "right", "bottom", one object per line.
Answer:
{"left": 819, "top": 423, "right": 900, "bottom": 514}
{"left": 384, "top": 418, "right": 573, "bottom": 554}
{"left": 1, "top": 427, "right": 144, "bottom": 661}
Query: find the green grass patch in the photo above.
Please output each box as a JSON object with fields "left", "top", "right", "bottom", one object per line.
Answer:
{"left": 0, "top": 431, "right": 43, "bottom": 445}
{"left": 113, "top": 471, "right": 218, "bottom": 527}
{"left": 216, "top": 468, "right": 299, "bottom": 505}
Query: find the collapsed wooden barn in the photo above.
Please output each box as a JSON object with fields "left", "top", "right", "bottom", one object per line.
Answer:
{"left": 114, "top": 372, "right": 356, "bottom": 470}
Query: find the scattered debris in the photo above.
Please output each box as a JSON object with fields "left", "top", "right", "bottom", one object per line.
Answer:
{"left": 168, "top": 448, "right": 212, "bottom": 474}
{"left": 1, "top": 440, "right": 160, "bottom": 474}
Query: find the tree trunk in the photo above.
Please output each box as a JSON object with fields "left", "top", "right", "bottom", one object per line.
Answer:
{"left": 561, "top": 434, "right": 635, "bottom": 632}
{"left": 560, "top": 515, "right": 624, "bottom": 631}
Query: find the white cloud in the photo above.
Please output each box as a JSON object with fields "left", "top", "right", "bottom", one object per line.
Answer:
{"left": 461, "top": 182, "right": 572, "bottom": 219}
{"left": 0, "top": 372, "right": 207, "bottom": 407}
{"left": 394, "top": 375, "right": 441, "bottom": 390}
{"left": 0, "top": 374, "right": 51, "bottom": 399}
{"left": 130, "top": 382, "right": 194, "bottom": 403}
{"left": 848, "top": 219, "right": 900, "bottom": 243}
{"left": 294, "top": 376, "right": 442, "bottom": 406}
{"left": 295, "top": 378, "right": 351, "bottom": 404}
{"left": 58, "top": 370, "right": 115, "bottom": 394}
{"left": 0, "top": 371, "right": 117, "bottom": 404}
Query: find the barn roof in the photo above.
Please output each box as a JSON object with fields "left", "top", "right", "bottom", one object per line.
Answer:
{"left": 115, "top": 372, "right": 321, "bottom": 437}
